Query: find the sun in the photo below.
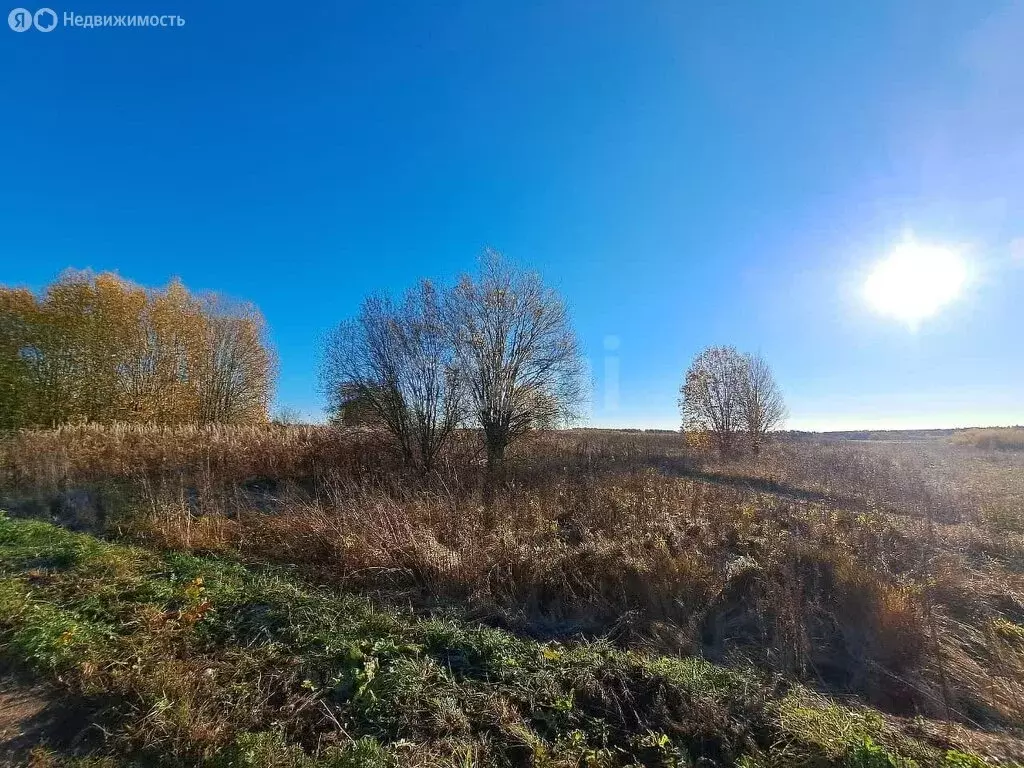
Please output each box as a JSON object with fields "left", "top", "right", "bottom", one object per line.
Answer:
{"left": 864, "top": 238, "right": 967, "bottom": 325}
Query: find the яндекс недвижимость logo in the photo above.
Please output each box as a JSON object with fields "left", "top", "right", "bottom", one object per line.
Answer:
{"left": 8, "top": 7, "right": 56, "bottom": 30}
{"left": 8, "top": 8, "right": 184, "bottom": 30}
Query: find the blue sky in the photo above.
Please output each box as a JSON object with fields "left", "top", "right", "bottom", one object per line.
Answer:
{"left": 3, "top": 0, "right": 1022, "bottom": 429}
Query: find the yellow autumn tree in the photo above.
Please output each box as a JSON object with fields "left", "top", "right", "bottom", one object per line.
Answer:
{"left": 0, "top": 287, "right": 37, "bottom": 429}
{"left": 0, "top": 271, "right": 275, "bottom": 428}
{"left": 192, "top": 294, "right": 276, "bottom": 424}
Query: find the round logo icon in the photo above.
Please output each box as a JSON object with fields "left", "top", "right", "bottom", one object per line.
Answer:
{"left": 8, "top": 7, "right": 33, "bottom": 31}
{"left": 33, "top": 7, "right": 56, "bottom": 30}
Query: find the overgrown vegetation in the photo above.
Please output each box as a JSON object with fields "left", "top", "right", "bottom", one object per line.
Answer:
{"left": 1, "top": 426, "right": 1022, "bottom": 764}
{"left": 0, "top": 514, "right": 1010, "bottom": 766}
{"left": 952, "top": 428, "right": 1024, "bottom": 453}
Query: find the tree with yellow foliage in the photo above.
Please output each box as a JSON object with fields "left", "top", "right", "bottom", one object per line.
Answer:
{"left": 0, "top": 271, "right": 275, "bottom": 428}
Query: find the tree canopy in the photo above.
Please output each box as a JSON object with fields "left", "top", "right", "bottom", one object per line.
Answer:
{"left": 0, "top": 270, "right": 275, "bottom": 428}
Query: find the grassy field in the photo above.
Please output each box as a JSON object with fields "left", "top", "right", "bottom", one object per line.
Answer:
{"left": 0, "top": 425, "right": 1022, "bottom": 766}
{"left": 950, "top": 429, "right": 1024, "bottom": 454}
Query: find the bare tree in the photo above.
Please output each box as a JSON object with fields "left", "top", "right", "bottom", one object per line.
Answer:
{"left": 321, "top": 280, "right": 464, "bottom": 473}
{"left": 447, "top": 252, "right": 584, "bottom": 470}
{"left": 272, "top": 406, "right": 304, "bottom": 426}
{"left": 679, "top": 345, "right": 747, "bottom": 457}
{"left": 193, "top": 296, "right": 276, "bottom": 425}
{"left": 739, "top": 352, "right": 786, "bottom": 455}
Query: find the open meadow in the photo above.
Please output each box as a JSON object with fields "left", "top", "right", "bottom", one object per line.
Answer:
{"left": 9, "top": 1, "right": 1024, "bottom": 764}
{"left": 1, "top": 425, "right": 1022, "bottom": 766}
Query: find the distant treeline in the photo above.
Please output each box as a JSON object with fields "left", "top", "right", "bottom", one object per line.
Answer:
{"left": 568, "top": 427, "right": 679, "bottom": 434}
{"left": 784, "top": 429, "right": 959, "bottom": 442}
{"left": 0, "top": 271, "right": 275, "bottom": 429}
{"left": 783, "top": 427, "right": 1024, "bottom": 444}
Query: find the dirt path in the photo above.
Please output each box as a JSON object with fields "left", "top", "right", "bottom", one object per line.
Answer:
{"left": 0, "top": 678, "right": 52, "bottom": 765}
{"left": 0, "top": 676, "right": 101, "bottom": 766}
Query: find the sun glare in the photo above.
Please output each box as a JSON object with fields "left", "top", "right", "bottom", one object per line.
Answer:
{"left": 864, "top": 239, "right": 967, "bottom": 325}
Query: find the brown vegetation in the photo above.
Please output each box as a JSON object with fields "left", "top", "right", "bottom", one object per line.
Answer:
{"left": 2, "top": 424, "right": 1022, "bottom": 746}
{"left": 953, "top": 428, "right": 1024, "bottom": 452}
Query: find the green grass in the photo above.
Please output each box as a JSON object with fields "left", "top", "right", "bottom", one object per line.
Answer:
{"left": 0, "top": 514, "right": 1000, "bottom": 767}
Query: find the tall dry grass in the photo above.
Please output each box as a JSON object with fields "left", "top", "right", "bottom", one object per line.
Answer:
{"left": 952, "top": 427, "right": 1024, "bottom": 452}
{"left": 0, "top": 422, "right": 388, "bottom": 489}
{"left": 1, "top": 424, "right": 1023, "bottom": 730}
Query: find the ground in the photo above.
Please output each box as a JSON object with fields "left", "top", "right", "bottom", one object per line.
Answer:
{"left": 0, "top": 673, "right": 103, "bottom": 765}
{"left": 0, "top": 425, "right": 1021, "bottom": 766}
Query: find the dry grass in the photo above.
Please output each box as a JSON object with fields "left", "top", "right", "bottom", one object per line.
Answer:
{"left": 1, "top": 424, "right": 1023, "bottom": 741}
{"left": 0, "top": 422, "right": 385, "bottom": 490}
{"left": 953, "top": 428, "right": 1024, "bottom": 453}
{"left": 10, "top": 516, "right": 1011, "bottom": 767}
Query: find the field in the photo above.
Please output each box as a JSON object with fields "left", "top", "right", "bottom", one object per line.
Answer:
{"left": 1, "top": 425, "right": 1023, "bottom": 766}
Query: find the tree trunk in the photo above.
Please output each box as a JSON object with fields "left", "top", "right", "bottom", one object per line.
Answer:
{"left": 482, "top": 417, "right": 510, "bottom": 473}
{"left": 485, "top": 439, "right": 506, "bottom": 472}
{"left": 480, "top": 438, "right": 506, "bottom": 519}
